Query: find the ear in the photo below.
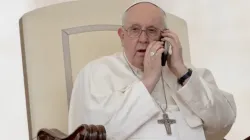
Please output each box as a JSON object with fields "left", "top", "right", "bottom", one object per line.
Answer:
{"left": 118, "top": 27, "right": 125, "bottom": 40}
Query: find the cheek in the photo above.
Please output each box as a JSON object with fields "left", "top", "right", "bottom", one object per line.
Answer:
{"left": 124, "top": 38, "right": 138, "bottom": 50}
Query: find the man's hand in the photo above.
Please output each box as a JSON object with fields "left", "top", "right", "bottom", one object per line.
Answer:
{"left": 161, "top": 29, "right": 188, "bottom": 78}
{"left": 142, "top": 41, "right": 165, "bottom": 93}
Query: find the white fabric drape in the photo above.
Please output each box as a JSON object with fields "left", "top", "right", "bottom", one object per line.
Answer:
{"left": 0, "top": 0, "right": 249, "bottom": 140}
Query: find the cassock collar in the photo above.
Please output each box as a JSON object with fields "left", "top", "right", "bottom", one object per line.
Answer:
{"left": 121, "top": 51, "right": 144, "bottom": 78}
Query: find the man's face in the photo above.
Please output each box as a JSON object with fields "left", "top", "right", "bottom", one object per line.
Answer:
{"left": 118, "top": 3, "right": 166, "bottom": 69}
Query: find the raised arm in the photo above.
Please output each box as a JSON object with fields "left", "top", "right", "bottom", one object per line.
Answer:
{"left": 175, "top": 67, "right": 237, "bottom": 140}
{"left": 68, "top": 62, "right": 160, "bottom": 140}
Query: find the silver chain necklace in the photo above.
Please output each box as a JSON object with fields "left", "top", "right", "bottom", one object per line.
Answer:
{"left": 123, "top": 52, "right": 177, "bottom": 135}
{"left": 123, "top": 52, "right": 168, "bottom": 113}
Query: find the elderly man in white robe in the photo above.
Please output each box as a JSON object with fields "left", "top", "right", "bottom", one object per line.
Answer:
{"left": 68, "top": 1, "right": 236, "bottom": 140}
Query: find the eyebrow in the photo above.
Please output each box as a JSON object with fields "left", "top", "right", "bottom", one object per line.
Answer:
{"left": 129, "top": 24, "right": 158, "bottom": 28}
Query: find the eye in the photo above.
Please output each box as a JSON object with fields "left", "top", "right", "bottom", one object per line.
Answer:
{"left": 147, "top": 28, "right": 157, "bottom": 33}
{"left": 131, "top": 27, "right": 140, "bottom": 31}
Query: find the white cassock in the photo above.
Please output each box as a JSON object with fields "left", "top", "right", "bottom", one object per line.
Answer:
{"left": 68, "top": 51, "right": 236, "bottom": 140}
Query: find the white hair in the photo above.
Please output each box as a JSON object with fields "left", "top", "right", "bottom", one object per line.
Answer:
{"left": 122, "top": 2, "right": 167, "bottom": 28}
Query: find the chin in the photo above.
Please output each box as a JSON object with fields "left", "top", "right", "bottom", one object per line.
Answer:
{"left": 136, "top": 58, "right": 144, "bottom": 66}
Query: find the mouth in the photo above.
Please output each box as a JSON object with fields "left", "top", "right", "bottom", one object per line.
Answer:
{"left": 136, "top": 49, "right": 146, "bottom": 56}
{"left": 137, "top": 49, "right": 146, "bottom": 53}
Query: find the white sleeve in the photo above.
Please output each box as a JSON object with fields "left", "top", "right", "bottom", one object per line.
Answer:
{"left": 176, "top": 68, "right": 237, "bottom": 140}
{"left": 68, "top": 63, "right": 160, "bottom": 140}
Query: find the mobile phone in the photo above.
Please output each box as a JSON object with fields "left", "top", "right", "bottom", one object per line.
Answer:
{"left": 161, "top": 39, "right": 170, "bottom": 66}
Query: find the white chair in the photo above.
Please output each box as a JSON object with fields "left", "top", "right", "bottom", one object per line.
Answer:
{"left": 19, "top": 0, "right": 191, "bottom": 139}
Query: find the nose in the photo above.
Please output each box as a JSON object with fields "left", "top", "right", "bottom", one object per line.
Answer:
{"left": 138, "top": 30, "right": 149, "bottom": 44}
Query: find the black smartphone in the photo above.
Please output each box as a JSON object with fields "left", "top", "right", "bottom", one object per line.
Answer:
{"left": 161, "top": 39, "right": 170, "bottom": 66}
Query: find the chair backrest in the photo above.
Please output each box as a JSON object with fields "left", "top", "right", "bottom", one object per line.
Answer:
{"left": 19, "top": 0, "right": 191, "bottom": 139}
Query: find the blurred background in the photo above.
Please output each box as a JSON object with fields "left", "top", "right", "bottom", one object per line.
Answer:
{"left": 0, "top": 0, "right": 249, "bottom": 139}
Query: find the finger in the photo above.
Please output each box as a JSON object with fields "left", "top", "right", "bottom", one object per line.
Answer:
{"left": 161, "top": 32, "right": 180, "bottom": 44}
{"left": 162, "top": 30, "right": 180, "bottom": 43}
{"left": 145, "top": 41, "right": 156, "bottom": 61}
{"left": 167, "top": 30, "right": 178, "bottom": 37}
{"left": 155, "top": 48, "right": 165, "bottom": 57}
{"left": 167, "top": 54, "right": 172, "bottom": 66}
{"left": 153, "top": 48, "right": 165, "bottom": 61}
{"left": 161, "top": 37, "right": 181, "bottom": 51}
{"left": 162, "top": 29, "right": 178, "bottom": 37}
{"left": 161, "top": 37, "right": 181, "bottom": 57}
{"left": 145, "top": 41, "right": 157, "bottom": 55}
{"left": 148, "top": 42, "right": 164, "bottom": 61}
{"left": 150, "top": 41, "right": 164, "bottom": 53}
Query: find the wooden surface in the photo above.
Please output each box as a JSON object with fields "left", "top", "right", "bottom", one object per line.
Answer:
{"left": 37, "top": 124, "right": 106, "bottom": 140}
{"left": 37, "top": 124, "right": 250, "bottom": 140}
